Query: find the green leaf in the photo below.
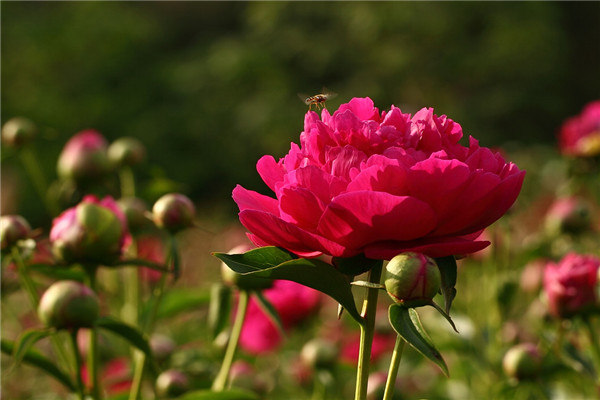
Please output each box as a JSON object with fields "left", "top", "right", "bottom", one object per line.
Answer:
{"left": 216, "top": 249, "right": 363, "bottom": 325}
{"left": 1, "top": 339, "right": 76, "bottom": 391}
{"left": 169, "top": 234, "right": 181, "bottom": 280}
{"left": 434, "top": 256, "right": 457, "bottom": 315}
{"left": 12, "top": 328, "right": 53, "bottom": 369}
{"left": 254, "top": 291, "right": 285, "bottom": 338}
{"left": 177, "top": 388, "right": 260, "bottom": 400}
{"left": 95, "top": 316, "right": 158, "bottom": 373}
{"left": 213, "top": 246, "right": 296, "bottom": 272}
{"left": 208, "top": 283, "right": 232, "bottom": 339}
{"left": 28, "top": 263, "right": 87, "bottom": 281}
{"left": 106, "top": 258, "right": 170, "bottom": 274}
{"left": 388, "top": 305, "right": 449, "bottom": 376}
{"left": 156, "top": 288, "right": 211, "bottom": 319}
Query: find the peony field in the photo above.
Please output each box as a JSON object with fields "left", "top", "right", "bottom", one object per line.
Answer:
{"left": 1, "top": 3, "right": 599, "bottom": 400}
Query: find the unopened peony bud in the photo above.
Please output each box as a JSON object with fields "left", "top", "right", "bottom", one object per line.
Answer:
{"left": 545, "top": 197, "right": 592, "bottom": 236}
{"left": 0, "top": 215, "right": 31, "bottom": 251}
{"left": 57, "top": 130, "right": 110, "bottom": 182}
{"left": 155, "top": 369, "right": 189, "bottom": 398}
{"left": 150, "top": 334, "right": 176, "bottom": 364}
{"left": 117, "top": 197, "right": 149, "bottom": 233}
{"left": 152, "top": 193, "right": 196, "bottom": 233}
{"left": 38, "top": 280, "right": 100, "bottom": 330}
{"left": 2, "top": 117, "right": 37, "bottom": 148}
{"left": 108, "top": 137, "right": 146, "bottom": 168}
{"left": 502, "top": 343, "right": 542, "bottom": 381}
{"left": 384, "top": 252, "right": 441, "bottom": 308}
{"left": 300, "top": 339, "right": 339, "bottom": 370}
{"left": 51, "top": 197, "right": 127, "bottom": 265}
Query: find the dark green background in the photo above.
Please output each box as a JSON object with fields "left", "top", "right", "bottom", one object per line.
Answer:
{"left": 2, "top": 2, "right": 599, "bottom": 223}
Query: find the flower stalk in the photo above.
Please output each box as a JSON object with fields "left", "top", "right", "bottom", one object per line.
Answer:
{"left": 212, "top": 289, "right": 250, "bottom": 391}
{"left": 583, "top": 316, "right": 600, "bottom": 390}
{"left": 69, "top": 329, "right": 86, "bottom": 400}
{"left": 84, "top": 266, "right": 102, "bottom": 400}
{"left": 382, "top": 336, "right": 406, "bottom": 400}
{"left": 354, "top": 262, "right": 383, "bottom": 400}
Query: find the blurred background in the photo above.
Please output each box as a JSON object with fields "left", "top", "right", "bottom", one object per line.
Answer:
{"left": 2, "top": 1, "right": 599, "bottom": 227}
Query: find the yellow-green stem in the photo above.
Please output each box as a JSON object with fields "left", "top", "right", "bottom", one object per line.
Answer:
{"left": 354, "top": 262, "right": 383, "bottom": 400}
{"left": 11, "top": 247, "right": 74, "bottom": 373}
{"left": 85, "top": 268, "right": 102, "bottom": 400}
{"left": 119, "top": 167, "right": 136, "bottom": 198}
{"left": 382, "top": 336, "right": 405, "bottom": 400}
{"left": 69, "top": 330, "right": 85, "bottom": 400}
{"left": 19, "top": 146, "right": 60, "bottom": 217}
{"left": 212, "top": 290, "right": 250, "bottom": 391}
{"left": 583, "top": 316, "right": 600, "bottom": 391}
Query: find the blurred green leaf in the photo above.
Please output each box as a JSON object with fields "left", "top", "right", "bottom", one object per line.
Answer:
{"left": 208, "top": 283, "right": 232, "bottom": 339}
{"left": 216, "top": 248, "right": 363, "bottom": 325}
{"left": 388, "top": 305, "right": 449, "bottom": 376}
{"left": 11, "top": 328, "right": 53, "bottom": 369}
{"left": 434, "top": 256, "right": 457, "bottom": 315}
{"left": 177, "top": 388, "right": 260, "bottom": 400}
{"left": 157, "top": 288, "right": 211, "bottom": 320}
{"left": 96, "top": 316, "right": 158, "bottom": 373}
{"left": 254, "top": 291, "right": 285, "bottom": 338}
{"left": 1, "top": 338, "right": 75, "bottom": 391}
{"left": 28, "top": 263, "right": 86, "bottom": 281}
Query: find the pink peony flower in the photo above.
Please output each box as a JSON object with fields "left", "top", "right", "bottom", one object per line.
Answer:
{"left": 57, "top": 130, "right": 111, "bottom": 181}
{"left": 234, "top": 97, "right": 525, "bottom": 260}
{"left": 50, "top": 195, "right": 131, "bottom": 264}
{"left": 543, "top": 252, "right": 600, "bottom": 318}
{"left": 82, "top": 357, "right": 132, "bottom": 395}
{"left": 135, "top": 234, "right": 166, "bottom": 283}
{"left": 559, "top": 100, "right": 600, "bottom": 157}
{"left": 239, "top": 280, "right": 321, "bottom": 354}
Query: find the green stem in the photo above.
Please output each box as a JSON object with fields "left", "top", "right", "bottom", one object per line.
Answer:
{"left": 583, "top": 316, "right": 600, "bottom": 391}
{"left": 382, "top": 336, "right": 406, "bottom": 400}
{"left": 119, "top": 167, "right": 136, "bottom": 198}
{"left": 69, "top": 330, "right": 86, "bottom": 400}
{"left": 19, "top": 145, "right": 60, "bottom": 217}
{"left": 10, "top": 247, "right": 74, "bottom": 373}
{"left": 85, "top": 268, "right": 102, "bottom": 400}
{"left": 212, "top": 290, "right": 250, "bottom": 391}
{"left": 354, "top": 262, "right": 383, "bottom": 400}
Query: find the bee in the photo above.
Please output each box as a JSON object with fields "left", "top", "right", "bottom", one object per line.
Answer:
{"left": 299, "top": 89, "right": 337, "bottom": 111}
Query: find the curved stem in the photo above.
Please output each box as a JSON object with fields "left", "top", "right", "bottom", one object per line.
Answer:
{"left": 354, "top": 262, "right": 383, "bottom": 400}
{"left": 69, "top": 330, "right": 85, "bottom": 400}
{"left": 85, "top": 268, "right": 102, "bottom": 400}
{"left": 382, "top": 336, "right": 405, "bottom": 400}
{"left": 212, "top": 290, "right": 250, "bottom": 391}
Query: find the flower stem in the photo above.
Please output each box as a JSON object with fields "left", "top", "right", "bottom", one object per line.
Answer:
{"left": 354, "top": 262, "right": 383, "bottom": 400}
{"left": 10, "top": 246, "right": 74, "bottom": 373}
{"left": 118, "top": 167, "right": 136, "bottom": 198}
{"left": 212, "top": 290, "right": 250, "bottom": 392}
{"left": 583, "top": 316, "right": 600, "bottom": 391}
{"left": 19, "top": 145, "right": 60, "bottom": 217}
{"left": 382, "top": 335, "right": 406, "bottom": 400}
{"left": 84, "top": 268, "right": 102, "bottom": 400}
{"left": 69, "top": 329, "right": 85, "bottom": 400}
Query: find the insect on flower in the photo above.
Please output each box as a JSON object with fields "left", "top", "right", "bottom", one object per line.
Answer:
{"left": 299, "top": 89, "right": 337, "bottom": 111}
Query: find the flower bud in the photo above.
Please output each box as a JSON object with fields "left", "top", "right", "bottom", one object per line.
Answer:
{"left": 152, "top": 193, "right": 196, "bottom": 233}
{"left": 57, "top": 130, "right": 110, "bottom": 182}
{"left": 0, "top": 215, "right": 31, "bottom": 251}
{"left": 108, "top": 137, "right": 146, "bottom": 168}
{"left": 545, "top": 197, "right": 593, "bottom": 236}
{"left": 51, "top": 196, "right": 128, "bottom": 265}
{"left": 300, "top": 338, "right": 339, "bottom": 370}
{"left": 220, "top": 244, "right": 273, "bottom": 291}
{"left": 150, "top": 334, "right": 176, "bottom": 364}
{"left": 502, "top": 343, "right": 542, "bottom": 381}
{"left": 384, "top": 252, "right": 441, "bottom": 308}
{"left": 155, "top": 369, "right": 189, "bottom": 398}
{"left": 117, "top": 197, "right": 149, "bottom": 233}
{"left": 38, "top": 280, "right": 100, "bottom": 330}
{"left": 1, "top": 117, "right": 37, "bottom": 148}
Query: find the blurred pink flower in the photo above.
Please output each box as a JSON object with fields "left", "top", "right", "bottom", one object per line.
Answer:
{"left": 82, "top": 357, "right": 132, "bottom": 395}
{"left": 543, "top": 252, "right": 600, "bottom": 318}
{"left": 234, "top": 97, "right": 525, "bottom": 260}
{"left": 545, "top": 196, "right": 593, "bottom": 236}
{"left": 239, "top": 280, "right": 321, "bottom": 354}
{"left": 50, "top": 195, "right": 131, "bottom": 264}
{"left": 57, "top": 129, "right": 110, "bottom": 181}
{"left": 558, "top": 100, "right": 600, "bottom": 157}
{"left": 341, "top": 331, "right": 396, "bottom": 364}
{"left": 136, "top": 233, "right": 166, "bottom": 283}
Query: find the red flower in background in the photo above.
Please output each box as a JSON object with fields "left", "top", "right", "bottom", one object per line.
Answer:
{"left": 136, "top": 234, "right": 166, "bottom": 283}
{"left": 239, "top": 280, "right": 321, "bottom": 354}
{"left": 559, "top": 100, "right": 600, "bottom": 157}
{"left": 543, "top": 253, "right": 600, "bottom": 318}
{"left": 234, "top": 97, "right": 524, "bottom": 260}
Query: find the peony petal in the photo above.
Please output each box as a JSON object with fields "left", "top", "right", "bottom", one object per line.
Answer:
{"left": 239, "top": 209, "right": 345, "bottom": 257}
{"left": 346, "top": 162, "right": 410, "bottom": 196}
{"left": 232, "top": 185, "right": 279, "bottom": 216}
{"left": 279, "top": 186, "right": 325, "bottom": 230}
{"left": 364, "top": 237, "right": 491, "bottom": 259}
{"left": 318, "top": 191, "right": 437, "bottom": 249}
{"left": 256, "top": 156, "right": 285, "bottom": 193}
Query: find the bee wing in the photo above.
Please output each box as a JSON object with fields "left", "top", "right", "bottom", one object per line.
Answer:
{"left": 321, "top": 87, "right": 337, "bottom": 100}
{"left": 297, "top": 93, "right": 311, "bottom": 105}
